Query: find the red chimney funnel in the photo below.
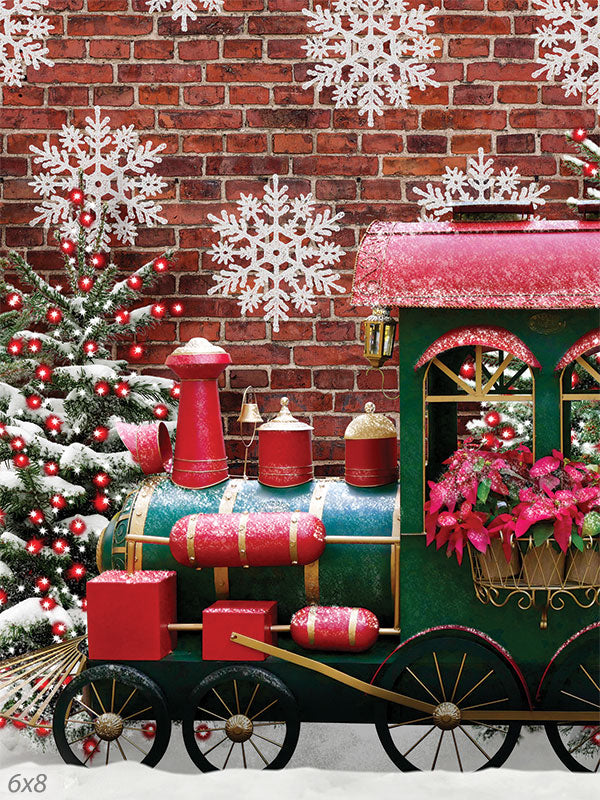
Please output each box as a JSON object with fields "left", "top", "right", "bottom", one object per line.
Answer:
{"left": 166, "top": 338, "right": 231, "bottom": 489}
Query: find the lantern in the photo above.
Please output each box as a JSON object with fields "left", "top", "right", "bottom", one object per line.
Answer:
{"left": 363, "top": 306, "right": 396, "bottom": 368}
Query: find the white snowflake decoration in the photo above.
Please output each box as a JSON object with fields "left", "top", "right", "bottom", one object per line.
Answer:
{"left": 0, "top": 0, "right": 53, "bottom": 86}
{"left": 533, "top": 0, "right": 600, "bottom": 107}
{"left": 302, "top": 0, "right": 440, "bottom": 128}
{"left": 145, "top": 0, "right": 223, "bottom": 32}
{"left": 414, "top": 148, "right": 551, "bottom": 219}
{"left": 28, "top": 107, "right": 167, "bottom": 249}
{"left": 208, "top": 175, "right": 345, "bottom": 332}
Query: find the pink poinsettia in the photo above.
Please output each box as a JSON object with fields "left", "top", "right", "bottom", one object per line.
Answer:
{"left": 427, "top": 502, "right": 490, "bottom": 566}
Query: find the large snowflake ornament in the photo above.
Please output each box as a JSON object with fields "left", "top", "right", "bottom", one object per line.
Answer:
{"left": 302, "top": 0, "right": 440, "bottom": 128}
{"left": 145, "top": 0, "right": 223, "bottom": 32}
{"left": 0, "top": 0, "right": 53, "bottom": 86}
{"left": 29, "top": 107, "right": 167, "bottom": 249}
{"left": 208, "top": 175, "right": 345, "bottom": 332}
{"left": 414, "top": 149, "right": 551, "bottom": 219}
{"left": 533, "top": 0, "right": 600, "bottom": 107}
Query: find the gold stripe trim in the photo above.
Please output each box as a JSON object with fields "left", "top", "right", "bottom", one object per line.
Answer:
{"left": 392, "top": 483, "right": 401, "bottom": 631}
{"left": 186, "top": 514, "right": 197, "bottom": 565}
{"left": 238, "top": 512, "right": 249, "bottom": 566}
{"left": 127, "top": 476, "right": 163, "bottom": 573}
{"left": 213, "top": 480, "right": 242, "bottom": 598}
{"left": 305, "top": 481, "right": 328, "bottom": 604}
{"left": 307, "top": 606, "right": 317, "bottom": 645}
{"left": 348, "top": 608, "right": 359, "bottom": 647}
{"left": 289, "top": 513, "right": 299, "bottom": 564}
{"left": 96, "top": 526, "right": 106, "bottom": 573}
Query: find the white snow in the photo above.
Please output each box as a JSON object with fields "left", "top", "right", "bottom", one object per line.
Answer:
{"left": 0, "top": 0, "right": 53, "bottom": 87}
{"left": 145, "top": 0, "right": 224, "bottom": 32}
{"left": 0, "top": 597, "right": 73, "bottom": 636}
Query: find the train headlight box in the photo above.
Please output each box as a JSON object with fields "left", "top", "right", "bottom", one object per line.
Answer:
{"left": 202, "top": 601, "right": 278, "bottom": 661}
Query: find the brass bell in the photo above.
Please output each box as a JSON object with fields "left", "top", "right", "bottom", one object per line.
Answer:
{"left": 237, "top": 387, "right": 263, "bottom": 425}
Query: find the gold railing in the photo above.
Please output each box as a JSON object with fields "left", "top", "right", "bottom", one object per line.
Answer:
{"left": 467, "top": 536, "right": 600, "bottom": 629}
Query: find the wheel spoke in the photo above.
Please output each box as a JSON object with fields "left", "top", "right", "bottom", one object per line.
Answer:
{"left": 212, "top": 687, "right": 234, "bottom": 717}
{"left": 115, "top": 737, "right": 127, "bottom": 761}
{"left": 120, "top": 733, "right": 150, "bottom": 758}
{"left": 568, "top": 726, "right": 600, "bottom": 754}
{"left": 253, "top": 731, "right": 284, "bottom": 748}
{"left": 431, "top": 730, "right": 444, "bottom": 770}
{"left": 90, "top": 682, "right": 107, "bottom": 714}
{"left": 402, "top": 725, "right": 435, "bottom": 757}
{"left": 110, "top": 679, "right": 116, "bottom": 713}
{"left": 560, "top": 690, "right": 600, "bottom": 710}
{"left": 197, "top": 705, "right": 228, "bottom": 722}
{"left": 83, "top": 745, "right": 98, "bottom": 766}
{"left": 245, "top": 683, "right": 260, "bottom": 717}
{"left": 68, "top": 732, "right": 97, "bottom": 746}
{"left": 117, "top": 687, "right": 137, "bottom": 717}
{"left": 253, "top": 721, "right": 285, "bottom": 728}
{"left": 461, "top": 697, "right": 508, "bottom": 711}
{"left": 222, "top": 742, "right": 235, "bottom": 769}
{"left": 64, "top": 717, "right": 94, "bottom": 725}
{"left": 203, "top": 736, "right": 229, "bottom": 756}
{"left": 580, "top": 665, "right": 600, "bottom": 695}
{"left": 105, "top": 741, "right": 111, "bottom": 766}
{"left": 405, "top": 667, "right": 440, "bottom": 704}
{"left": 250, "top": 698, "right": 279, "bottom": 721}
{"left": 249, "top": 737, "right": 269, "bottom": 766}
{"left": 234, "top": 680, "right": 241, "bottom": 714}
{"left": 450, "top": 653, "right": 467, "bottom": 703}
{"left": 451, "top": 729, "right": 463, "bottom": 772}
{"left": 122, "top": 705, "right": 153, "bottom": 722}
{"left": 458, "top": 725, "right": 491, "bottom": 761}
{"left": 241, "top": 741, "right": 247, "bottom": 769}
{"left": 388, "top": 714, "right": 433, "bottom": 729}
{"left": 468, "top": 720, "right": 510, "bottom": 735}
{"left": 455, "top": 669, "right": 494, "bottom": 707}
{"left": 73, "top": 697, "right": 99, "bottom": 718}
{"left": 432, "top": 653, "right": 446, "bottom": 701}
{"left": 594, "top": 754, "right": 600, "bottom": 773}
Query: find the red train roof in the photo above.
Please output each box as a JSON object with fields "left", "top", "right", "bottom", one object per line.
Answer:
{"left": 352, "top": 219, "right": 600, "bottom": 310}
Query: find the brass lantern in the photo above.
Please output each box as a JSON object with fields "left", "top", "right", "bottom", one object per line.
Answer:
{"left": 363, "top": 306, "right": 397, "bottom": 368}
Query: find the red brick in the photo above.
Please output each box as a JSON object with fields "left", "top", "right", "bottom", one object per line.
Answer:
{"left": 230, "top": 85, "right": 270, "bottom": 104}
{"left": 448, "top": 38, "right": 489, "bottom": 58}
{"left": 178, "top": 41, "right": 221, "bottom": 61}
{"left": 0, "top": 109, "right": 67, "bottom": 128}
{"left": 90, "top": 40, "right": 130, "bottom": 59}
{"left": 183, "top": 86, "right": 226, "bottom": 106}
{"left": 180, "top": 180, "right": 221, "bottom": 200}
{"left": 247, "top": 109, "right": 330, "bottom": 129}
{"left": 434, "top": 15, "right": 510, "bottom": 34}
{"left": 94, "top": 86, "right": 134, "bottom": 106}
{"left": 47, "top": 87, "right": 89, "bottom": 106}
{"left": 273, "top": 133, "right": 313, "bottom": 154}
{"left": 450, "top": 134, "right": 492, "bottom": 154}
{"left": 362, "top": 134, "right": 403, "bottom": 154}
{"left": 227, "top": 133, "right": 268, "bottom": 153}
{"left": 225, "top": 321, "right": 267, "bottom": 341}
{"left": 134, "top": 40, "right": 174, "bottom": 60}
{"left": 406, "top": 135, "right": 447, "bottom": 154}
{"left": 542, "top": 87, "right": 583, "bottom": 106}
{"left": 272, "top": 86, "right": 314, "bottom": 105}
{"left": 118, "top": 64, "right": 202, "bottom": 83}
{"left": 316, "top": 134, "right": 358, "bottom": 154}
{"left": 454, "top": 85, "right": 494, "bottom": 105}
{"left": 315, "top": 179, "right": 357, "bottom": 200}
{"left": 206, "top": 156, "right": 288, "bottom": 175}
{"left": 206, "top": 64, "right": 292, "bottom": 82}
{"left": 229, "top": 369, "right": 269, "bottom": 389}
{"left": 139, "top": 86, "right": 179, "bottom": 105}
{"left": 361, "top": 179, "right": 404, "bottom": 201}
{"left": 422, "top": 109, "right": 507, "bottom": 131}
{"left": 33, "top": 64, "right": 113, "bottom": 83}
{"left": 223, "top": 39, "right": 262, "bottom": 59}
{"left": 2, "top": 87, "right": 44, "bottom": 106}
{"left": 267, "top": 39, "right": 306, "bottom": 59}
{"left": 68, "top": 15, "right": 152, "bottom": 35}
{"left": 467, "top": 63, "right": 538, "bottom": 82}
{"left": 494, "top": 38, "right": 535, "bottom": 59}
{"left": 158, "top": 110, "right": 243, "bottom": 129}
{"left": 497, "top": 134, "right": 536, "bottom": 154}
{"left": 294, "top": 156, "right": 378, "bottom": 176}
{"left": 383, "top": 156, "right": 465, "bottom": 176}
{"left": 182, "top": 135, "right": 223, "bottom": 153}
{"left": 511, "top": 109, "right": 595, "bottom": 129}
{"left": 498, "top": 85, "right": 538, "bottom": 104}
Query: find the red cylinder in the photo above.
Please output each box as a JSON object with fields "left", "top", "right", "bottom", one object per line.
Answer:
{"left": 170, "top": 511, "right": 325, "bottom": 568}
{"left": 166, "top": 338, "right": 231, "bottom": 489}
{"left": 290, "top": 606, "right": 379, "bottom": 652}
{"left": 345, "top": 402, "right": 397, "bottom": 487}
{"left": 258, "top": 397, "right": 313, "bottom": 487}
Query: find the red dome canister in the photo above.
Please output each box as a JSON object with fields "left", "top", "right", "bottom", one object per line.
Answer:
{"left": 290, "top": 606, "right": 379, "bottom": 652}
{"left": 344, "top": 402, "right": 397, "bottom": 487}
{"left": 258, "top": 397, "right": 313, "bottom": 487}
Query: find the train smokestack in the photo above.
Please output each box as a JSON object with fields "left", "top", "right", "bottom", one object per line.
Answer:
{"left": 166, "top": 337, "right": 231, "bottom": 489}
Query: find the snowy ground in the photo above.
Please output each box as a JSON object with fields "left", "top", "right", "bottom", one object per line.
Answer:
{"left": 2, "top": 723, "right": 594, "bottom": 800}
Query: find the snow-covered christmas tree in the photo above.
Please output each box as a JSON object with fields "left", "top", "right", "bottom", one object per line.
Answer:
{"left": 0, "top": 194, "right": 179, "bottom": 669}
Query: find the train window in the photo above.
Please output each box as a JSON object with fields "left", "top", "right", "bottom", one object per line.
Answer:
{"left": 422, "top": 341, "right": 535, "bottom": 490}
{"left": 558, "top": 333, "right": 600, "bottom": 464}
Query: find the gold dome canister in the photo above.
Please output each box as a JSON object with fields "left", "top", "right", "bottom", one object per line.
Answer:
{"left": 344, "top": 402, "right": 397, "bottom": 487}
{"left": 258, "top": 397, "right": 314, "bottom": 487}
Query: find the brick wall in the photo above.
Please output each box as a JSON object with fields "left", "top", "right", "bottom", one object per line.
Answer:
{"left": 0, "top": 0, "right": 594, "bottom": 476}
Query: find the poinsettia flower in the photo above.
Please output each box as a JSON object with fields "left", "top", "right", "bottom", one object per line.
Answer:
{"left": 530, "top": 452, "right": 562, "bottom": 477}
{"left": 488, "top": 513, "right": 519, "bottom": 562}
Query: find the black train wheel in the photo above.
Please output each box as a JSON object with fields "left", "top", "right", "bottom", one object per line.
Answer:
{"left": 374, "top": 631, "right": 526, "bottom": 771}
{"left": 182, "top": 665, "right": 300, "bottom": 771}
{"left": 541, "top": 625, "right": 600, "bottom": 772}
{"left": 53, "top": 664, "right": 171, "bottom": 767}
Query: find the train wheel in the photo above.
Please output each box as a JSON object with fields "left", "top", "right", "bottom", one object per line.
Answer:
{"left": 542, "top": 627, "right": 600, "bottom": 772}
{"left": 183, "top": 666, "right": 300, "bottom": 771}
{"left": 374, "top": 633, "right": 525, "bottom": 771}
{"left": 53, "top": 665, "right": 171, "bottom": 767}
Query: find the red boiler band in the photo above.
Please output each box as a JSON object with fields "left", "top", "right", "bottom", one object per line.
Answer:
{"left": 290, "top": 606, "right": 380, "bottom": 652}
{"left": 170, "top": 511, "right": 326, "bottom": 568}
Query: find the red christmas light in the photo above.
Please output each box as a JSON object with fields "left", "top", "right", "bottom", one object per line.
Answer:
{"left": 7, "top": 338, "right": 23, "bottom": 356}
{"left": 82, "top": 737, "right": 99, "bottom": 757}
{"left": 69, "top": 517, "right": 86, "bottom": 535}
{"left": 94, "top": 380, "right": 110, "bottom": 397}
{"left": 129, "top": 343, "right": 144, "bottom": 360}
{"left": 92, "top": 472, "right": 110, "bottom": 489}
{"left": 459, "top": 359, "right": 475, "bottom": 380}
{"left": 6, "top": 291, "right": 23, "bottom": 310}
{"left": 40, "top": 596, "right": 57, "bottom": 611}
{"left": 92, "top": 426, "right": 109, "bottom": 443}
{"left": 481, "top": 432, "right": 498, "bottom": 450}
{"left": 29, "top": 508, "right": 45, "bottom": 525}
{"left": 83, "top": 340, "right": 98, "bottom": 355}
{"left": 0, "top": 589, "right": 7, "bottom": 606}
{"left": 195, "top": 723, "right": 212, "bottom": 741}
{"left": 51, "top": 621, "right": 67, "bottom": 637}
{"left": 114, "top": 381, "right": 130, "bottom": 398}
{"left": 36, "top": 723, "right": 52, "bottom": 738}
{"left": 81, "top": 597, "right": 88, "bottom": 612}
{"left": 12, "top": 717, "right": 27, "bottom": 730}
{"left": 10, "top": 436, "right": 25, "bottom": 451}
{"left": 79, "top": 210, "right": 96, "bottom": 228}
{"left": 115, "top": 308, "right": 130, "bottom": 325}
{"left": 36, "top": 576, "right": 51, "bottom": 592}
{"left": 60, "top": 239, "right": 76, "bottom": 256}
{"left": 571, "top": 372, "right": 580, "bottom": 389}
{"left": 68, "top": 563, "right": 86, "bottom": 580}
{"left": 93, "top": 493, "right": 110, "bottom": 513}
{"left": 500, "top": 425, "right": 516, "bottom": 441}
{"left": 26, "top": 394, "right": 42, "bottom": 410}
{"left": 35, "top": 364, "right": 52, "bottom": 382}
{"left": 52, "top": 538, "right": 68, "bottom": 554}
{"left": 26, "top": 538, "right": 44, "bottom": 554}
{"left": 13, "top": 453, "right": 30, "bottom": 469}
{"left": 27, "top": 338, "right": 42, "bottom": 354}
{"left": 50, "top": 494, "right": 67, "bottom": 510}
{"left": 170, "top": 382, "right": 180, "bottom": 399}
{"left": 142, "top": 722, "right": 157, "bottom": 739}
{"left": 153, "top": 257, "right": 170, "bottom": 273}
{"left": 0, "top": 423, "right": 7, "bottom": 438}
{"left": 127, "top": 274, "right": 143, "bottom": 290}
{"left": 46, "top": 307, "right": 63, "bottom": 324}
{"left": 0, "top": 508, "right": 4, "bottom": 527}
{"left": 78, "top": 276, "right": 94, "bottom": 292}
{"left": 583, "top": 162, "right": 598, "bottom": 179}
{"left": 45, "top": 414, "right": 63, "bottom": 432}
{"left": 67, "top": 187, "right": 84, "bottom": 206}
{"left": 150, "top": 303, "right": 166, "bottom": 319}
{"left": 153, "top": 403, "right": 168, "bottom": 419}
{"left": 90, "top": 252, "right": 107, "bottom": 269}
{"left": 170, "top": 302, "right": 184, "bottom": 316}
{"left": 571, "top": 128, "right": 588, "bottom": 143}
{"left": 43, "top": 461, "right": 59, "bottom": 476}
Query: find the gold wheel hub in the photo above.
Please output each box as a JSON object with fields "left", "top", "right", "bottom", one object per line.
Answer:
{"left": 432, "top": 702, "right": 461, "bottom": 730}
{"left": 93, "top": 712, "right": 124, "bottom": 741}
{"left": 225, "top": 714, "right": 253, "bottom": 743}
